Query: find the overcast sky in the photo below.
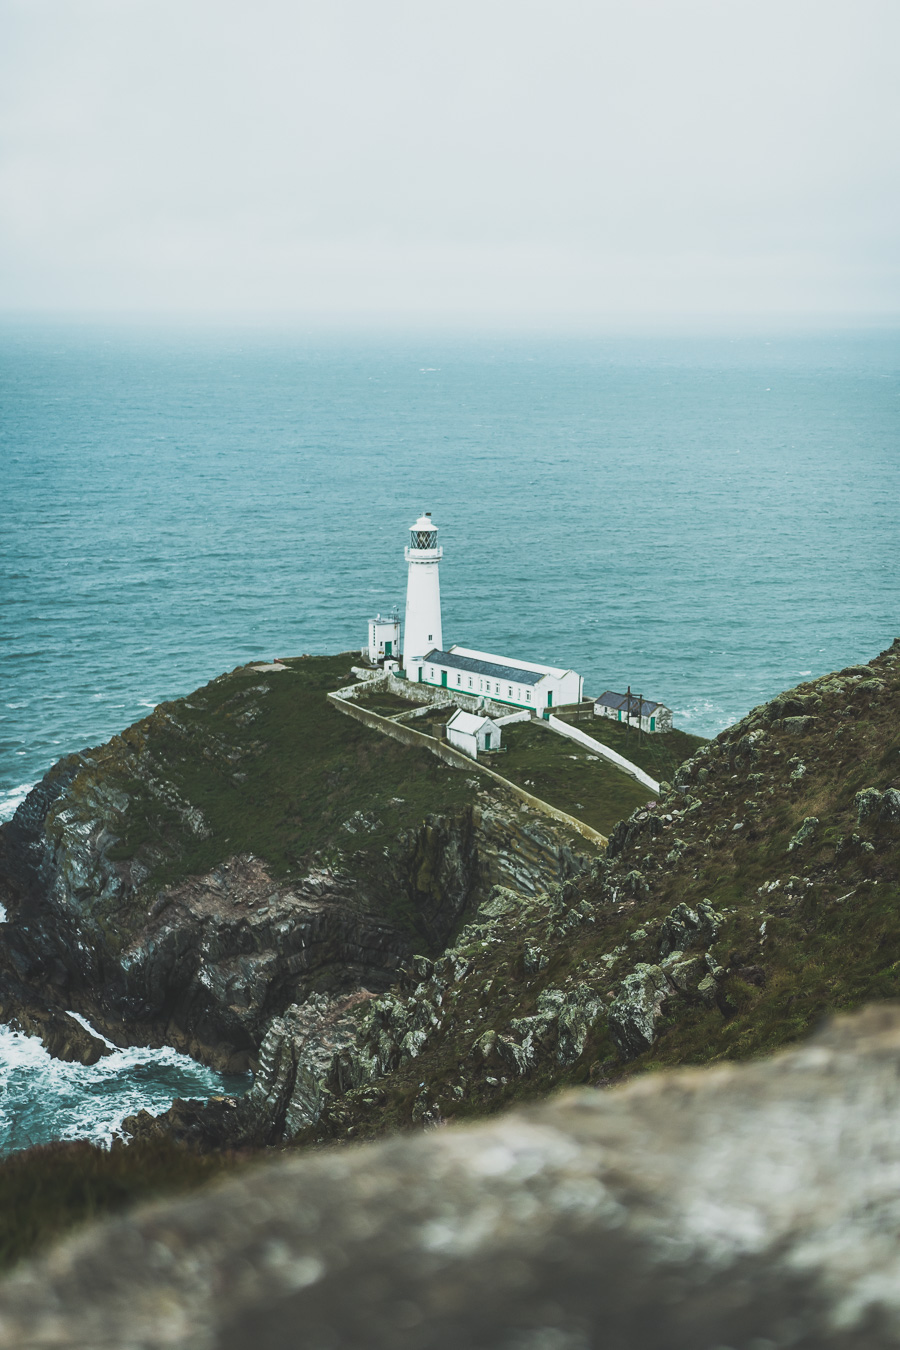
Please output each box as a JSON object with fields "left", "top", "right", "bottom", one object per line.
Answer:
{"left": 1, "top": 0, "right": 898, "bottom": 324}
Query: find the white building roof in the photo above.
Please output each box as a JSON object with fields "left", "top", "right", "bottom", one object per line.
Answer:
{"left": 425, "top": 649, "right": 543, "bottom": 686}
{"left": 447, "top": 710, "right": 494, "bottom": 735}
{"left": 448, "top": 645, "right": 573, "bottom": 681}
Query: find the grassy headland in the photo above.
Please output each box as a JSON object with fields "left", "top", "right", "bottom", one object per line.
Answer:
{"left": 8, "top": 644, "right": 899, "bottom": 1275}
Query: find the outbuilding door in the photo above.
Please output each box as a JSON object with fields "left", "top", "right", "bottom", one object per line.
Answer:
{"left": 547, "top": 691, "right": 553, "bottom": 707}
{"left": 650, "top": 716, "right": 655, "bottom": 731}
{"left": 484, "top": 733, "right": 492, "bottom": 750}
{"left": 385, "top": 640, "right": 392, "bottom": 656}
{"left": 441, "top": 671, "right": 447, "bottom": 687}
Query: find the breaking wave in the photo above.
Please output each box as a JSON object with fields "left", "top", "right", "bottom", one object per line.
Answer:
{"left": 0, "top": 1024, "right": 250, "bottom": 1158}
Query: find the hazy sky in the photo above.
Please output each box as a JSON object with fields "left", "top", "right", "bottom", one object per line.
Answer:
{"left": 1, "top": 0, "right": 898, "bottom": 323}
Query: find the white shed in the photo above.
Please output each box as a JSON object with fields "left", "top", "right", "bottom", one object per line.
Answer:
{"left": 366, "top": 613, "right": 401, "bottom": 664}
{"left": 446, "top": 709, "right": 501, "bottom": 759}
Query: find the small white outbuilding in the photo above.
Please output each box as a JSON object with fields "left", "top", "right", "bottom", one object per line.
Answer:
{"left": 446, "top": 709, "right": 501, "bottom": 760}
{"left": 366, "top": 613, "right": 401, "bottom": 664}
{"left": 594, "top": 691, "right": 673, "bottom": 734}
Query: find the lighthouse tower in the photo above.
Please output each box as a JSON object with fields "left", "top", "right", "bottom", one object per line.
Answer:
{"left": 403, "top": 511, "right": 443, "bottom": 677}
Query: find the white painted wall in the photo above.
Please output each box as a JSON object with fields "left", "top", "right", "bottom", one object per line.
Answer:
{"left": 412, "top": 652, "right": 582, "bottom": 712}
{"left": 545, "top": 716, "right": 660, "bottom": 793}
{"left": 403, "top": 556, "right": 442, "bottom": 672}
{"left": 537, "top": 669, "right": 583, "bottom": 708}
{"left": 447, "top": 725, "right": 478, "bottom": 758}
{"left": 367, "top": 617, "right": 400, "bottom": 663}
{"left": 447, "top": 716, "right": 501, "bottom": 758}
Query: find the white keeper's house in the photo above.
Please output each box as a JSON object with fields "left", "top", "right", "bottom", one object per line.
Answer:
{"left": 417, "top": 646, "right": 581, "bottom": 711}
{"left": 594, "top": 690, "right": 672, "bottom": 734}
{"left": 367, "top": 510, "right": 584, "bottom": 712}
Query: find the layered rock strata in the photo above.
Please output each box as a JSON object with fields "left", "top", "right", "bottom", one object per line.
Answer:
{"left": 0, "top": 761, "right": 589, "bottom": 1072}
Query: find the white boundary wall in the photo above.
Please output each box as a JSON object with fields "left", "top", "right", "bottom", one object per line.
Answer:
{"left": 545, "top": 716, "right": 660, "bottom": 794}
{"left": 326, "top": 690, "right": 607, "bottom": 847}
{"left": 494, "top": 710, "right": 531, "bottom": 727}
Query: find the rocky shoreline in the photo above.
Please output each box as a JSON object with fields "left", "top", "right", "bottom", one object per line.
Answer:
{"left": 3, "top": 642, "right": 900, "bottom": 1161}
{"left": 0, "top": 654, "right": 597, "bottom": 1151}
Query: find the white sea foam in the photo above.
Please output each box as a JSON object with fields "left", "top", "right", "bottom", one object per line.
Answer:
{"left": 0, "top": 1025, "right": 249, "bottom": 1156}
{"left": 0, "top": 782, "right": 34, "bottom": 824}
{"left": 66, "top": 1010, "right": 118, "bottom": 1051}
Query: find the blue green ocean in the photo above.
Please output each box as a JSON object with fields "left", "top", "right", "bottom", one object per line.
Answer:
{"left": 1, "top": 320, "right": 898, "bottom": 1151}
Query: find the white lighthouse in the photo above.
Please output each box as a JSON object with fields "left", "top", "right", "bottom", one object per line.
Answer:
{"left": 403, "top": 511, "right": 443, "bottom": 677}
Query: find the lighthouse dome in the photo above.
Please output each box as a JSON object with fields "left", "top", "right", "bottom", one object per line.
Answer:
{"left": 409, "top": 512, "right": 439, "bottom": 550}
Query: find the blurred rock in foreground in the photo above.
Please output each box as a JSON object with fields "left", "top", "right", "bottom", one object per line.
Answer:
{"left": 4, "top": 1003, "right": 900, "bottom": 1350}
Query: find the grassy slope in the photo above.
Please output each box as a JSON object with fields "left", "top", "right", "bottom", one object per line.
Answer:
{"left": 69, "top": 655, "right": 479, "bottom": 940}
{"left": 553, "top": 711, "right": 706, "bottom": 785}
{"left": 9, "top": 647, "right": 899, "bottom": 1271}
{"left": 496, "top": 721, "right": 655, "bottom": 834}
{"left": 0, "top": 1140, "right": 246, "bottom": 1275}
{"left": 353, "top": 689, "right": 662, "bottom": 835}
{"left": 305, "top": 640, "right": 900, "bottom": 1138}
{"left": 1, "top": 655, "right": 657, "bottom": 1271}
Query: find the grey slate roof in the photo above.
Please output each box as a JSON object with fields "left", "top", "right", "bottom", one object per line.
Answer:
{"left": 423, "top": 649, "right": 544, "bottom": 686}
{"left": 595, "top": 690, "right": 666, "bottom": 715}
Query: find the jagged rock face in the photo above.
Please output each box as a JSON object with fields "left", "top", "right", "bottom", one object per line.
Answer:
{"left": 856, "top": 786, "right": 900, "bottom": 825}
{"left": 264, "top": 639, "right": 900, "bottom": 1144}
{"left": 242, "top": 991, "right": 377, "bottom": 1142}
{"left": 111, "top": 855, "right": 412, "bottom": 1068}
{"left": 0, "top": 756, "right": 588, "bottom": 1069}
{"left": 657, "top": 899, "right": 720, "bottom": 958}
{"left": 6, "top": 1005, "right": 900, "bottom": 1349}
{"left": 607, "top": 962, "right": 672, "bottom": 1058}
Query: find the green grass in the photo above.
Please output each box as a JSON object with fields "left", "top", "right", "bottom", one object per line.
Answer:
{"left": 65, "top": 656, "right": 652, "bottom": 948}
{"left": 72, "top": 655, "right": 478, "bottom": 937}
{"left": 495, "top": 720, "right": 655, "bottom": 834}
{"left": 353, "top": 689, "right": 430, "bottom": 717}
{"left": 302, "top": 645, "right": 900, "bottom": 1140}
{"left": 554, "top": 711, "right": 706, "bottom": 784}
{"left": 0, "top": 1138, "right": 249, "bottom": 1273}
{"left": 8, "top": 650, "right": 900, "bottom": 1266}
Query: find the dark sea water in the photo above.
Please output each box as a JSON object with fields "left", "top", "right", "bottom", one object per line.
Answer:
{"left": 1, "top": 319, "right": 898, "bottom": 1150}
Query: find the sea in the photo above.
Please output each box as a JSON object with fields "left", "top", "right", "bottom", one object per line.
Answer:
{"left": 1, "top": 318, "right": 898, "bottom": 1153}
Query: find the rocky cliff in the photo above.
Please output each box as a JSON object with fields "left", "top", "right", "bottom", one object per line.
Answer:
{"left": 0, "top": 655, "right": 596, "bottom": 1076}
{"left": 3, "top": 640, "right": 900, "bottom": 1267}
{"left": 5, "top": 1003, "right": 900, "bottom": 1350}
{"left": 125, "top": 637, "right": 900, "bottom": 1151}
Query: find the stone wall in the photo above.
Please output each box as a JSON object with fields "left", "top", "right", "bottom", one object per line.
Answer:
{"left": 384, "top": 672, "right": 526, "bottom": 721}
{"left": 327, "top": 693, "right": 607, "bottom": 847}
{"left": 544, "top": 715, "right": 660, "bottom": 793}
